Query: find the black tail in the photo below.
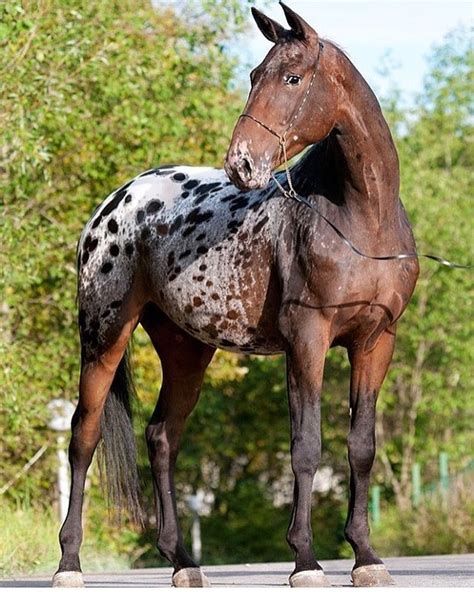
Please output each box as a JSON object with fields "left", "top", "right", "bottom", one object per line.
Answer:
{"left": 98, "top": 348, "right": 143, "bottom": 524}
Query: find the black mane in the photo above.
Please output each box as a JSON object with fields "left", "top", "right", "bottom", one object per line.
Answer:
{"left": 289, "top": 130, "right": 347, "bottom": 207}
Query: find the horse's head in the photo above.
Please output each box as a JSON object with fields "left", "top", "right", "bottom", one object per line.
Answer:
{"left": 225, "top": 2, "right": 339, "bottom": 191}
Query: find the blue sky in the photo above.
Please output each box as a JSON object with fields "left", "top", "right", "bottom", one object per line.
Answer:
{"left": 242, "top": 1, "right": 472, "bottom": 103}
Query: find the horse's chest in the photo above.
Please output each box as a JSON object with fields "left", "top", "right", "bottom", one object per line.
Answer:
{"left": 278, "top": 220, "right": 417, "bottom": 347}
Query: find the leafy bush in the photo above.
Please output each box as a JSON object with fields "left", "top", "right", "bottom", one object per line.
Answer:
{"left": 372, "top": 476, "right": 474, "bottom": 556}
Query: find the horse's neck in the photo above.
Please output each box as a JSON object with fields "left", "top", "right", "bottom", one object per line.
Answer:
{"left": 329, "top": 49, "right": 400, "bottom": 226}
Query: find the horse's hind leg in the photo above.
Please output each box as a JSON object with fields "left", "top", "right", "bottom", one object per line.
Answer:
{"left": 53, "top": 309, "right": 140, "bottom": 587}
{"left": 345, "top": 330, "right": 396, "bottom": 587}
{"left": 141, "top": 306, "right": 215, "bottom": 588}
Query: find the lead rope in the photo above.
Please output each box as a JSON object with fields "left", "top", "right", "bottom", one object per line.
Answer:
{"left": 271, "top": 141, "right": 470, "bottom": 269}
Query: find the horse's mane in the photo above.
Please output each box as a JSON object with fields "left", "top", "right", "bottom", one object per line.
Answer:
{"left": 288, "top": 131, "right": 347, "bottom": 207}
{"left": 322, "top": 38, "right": 351, "bottom": 59}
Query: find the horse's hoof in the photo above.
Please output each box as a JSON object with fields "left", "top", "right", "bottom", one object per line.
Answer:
{"left": 289, "top": 569, "right": 331, "bottom": 587}
{"left": 172, "top": 567, "right": 210, "bottom": 587}
{"left": 52, "top": 571, "right": 85, "bottom": 587}
{"left": 352, "top": 564, "right": 394, "bottom": 587}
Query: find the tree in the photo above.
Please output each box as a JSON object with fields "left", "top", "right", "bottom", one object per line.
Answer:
{"left": 0, "top": 0, "right": 248, "bottom": 502}
{"left": 375, "top": 27, "right": 473, "bottom": 509}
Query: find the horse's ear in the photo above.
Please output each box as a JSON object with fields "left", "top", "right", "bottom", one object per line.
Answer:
{"left": 279, "top": 2, "right": 318, "bottom": 44}
{"left": 251, "top": 7, "right": 286, "bottom": 43}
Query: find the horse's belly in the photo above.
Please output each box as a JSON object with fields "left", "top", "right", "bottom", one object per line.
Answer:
{"left": 153, "top": 226, "right": 284, "bottom": 354}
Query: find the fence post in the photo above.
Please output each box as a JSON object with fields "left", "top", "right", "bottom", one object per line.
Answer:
{"left": 412, "top": 462, "right": 421, "bottom": 507}
{"left": 186, "top": 493, "right": 203, "bottom": 563}
{"left": 371, "top": 485, "right": 381, "bottom": 526}
{"left": 56, "top": 435, "right": 70, "bottom": 524}
{"left": 439, "top": 452, "right": 449, "bottom": 500}
{"left": 47, "top": 399, "right": 76, "bottom": 524}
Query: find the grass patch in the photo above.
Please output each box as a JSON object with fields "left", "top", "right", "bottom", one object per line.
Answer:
{"left": 371, "top": 477, "right": 474, "bottom": 556}
{"left": 0, "top": 501, "right": 132, "bottom": 578}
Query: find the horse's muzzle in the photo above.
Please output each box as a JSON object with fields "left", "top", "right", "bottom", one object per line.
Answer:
{"left": 224, "top": 146, "right": 271, "bottom": 191}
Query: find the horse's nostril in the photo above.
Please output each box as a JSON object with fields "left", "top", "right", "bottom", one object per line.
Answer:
{"left": 241, "top": 158, "right": 253, "bottom": 180}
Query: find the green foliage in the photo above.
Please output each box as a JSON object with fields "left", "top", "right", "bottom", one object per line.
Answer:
{"left": 372, "top": 475, "right": 474, "bottom": 556}
{"left": 0, "top": 498, "right": 132, "bottom": 576}
{"left": 1, "top": 0, "right": 243, "bottom": 502}
{"left": 375, "top": 27, "right": 473, "bottom": 506}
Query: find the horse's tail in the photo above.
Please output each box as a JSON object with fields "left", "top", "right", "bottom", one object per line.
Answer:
{"left": 98, "top": 347, "right": 143, "bottom": 523}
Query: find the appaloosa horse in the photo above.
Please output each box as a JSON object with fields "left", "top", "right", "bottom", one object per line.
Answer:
{"left": 53, "top": 2, "right": 419, "bottom": 588}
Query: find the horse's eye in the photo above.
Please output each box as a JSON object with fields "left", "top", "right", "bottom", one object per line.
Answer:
{"left": 284, "top": 74, "right": 302, "bottom": 86}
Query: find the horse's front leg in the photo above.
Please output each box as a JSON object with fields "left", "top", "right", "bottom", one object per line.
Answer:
{"left": 281, "top": 310, "right": 331, "bottom": 587}
{"left": 345, "top": 330, "right": 396, "bottom": 587}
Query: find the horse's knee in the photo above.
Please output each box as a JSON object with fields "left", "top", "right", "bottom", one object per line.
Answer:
{"left": 291, "top": 436, "right": 321, "bottom": 476}
{"left": 347, "top": 430, "right": 375, "bottom": 474}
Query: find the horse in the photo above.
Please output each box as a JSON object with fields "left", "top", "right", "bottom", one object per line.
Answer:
{"left": 53, "top": 2, "right": 419, "bottom": 588}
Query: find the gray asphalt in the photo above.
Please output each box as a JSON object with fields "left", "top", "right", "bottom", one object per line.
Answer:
{"left": 2, "top": 554, "right": 473, "bottom": 587}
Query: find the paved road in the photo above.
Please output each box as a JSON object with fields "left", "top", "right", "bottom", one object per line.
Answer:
{"left": 2, "top": 554, "right": 473, "bottom": 587}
